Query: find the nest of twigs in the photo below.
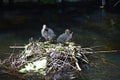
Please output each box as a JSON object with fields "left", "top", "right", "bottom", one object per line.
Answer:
{"left": 0, "top": 39, "right": 95, "bottom": 80}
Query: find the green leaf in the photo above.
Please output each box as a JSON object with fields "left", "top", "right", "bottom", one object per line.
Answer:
{"left": 19, "top": 68, "right": 27, "bottom": 73}
{"left": 19, "top": 57, "right": 47, "bottom": 75}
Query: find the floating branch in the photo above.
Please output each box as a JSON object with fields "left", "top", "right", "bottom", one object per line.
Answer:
{"left": 113, "top": 0, "right": 120, "bottom": 7}
{"left": 9, "top": 46, "right": 25, "bottom": 49}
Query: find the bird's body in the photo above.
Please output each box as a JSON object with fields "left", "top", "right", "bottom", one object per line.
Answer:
{"left": 57, "top": 29, "right": 73, "bottom": 43}
{"left": 41, "top": 25, "right": 56, "bottom": 41}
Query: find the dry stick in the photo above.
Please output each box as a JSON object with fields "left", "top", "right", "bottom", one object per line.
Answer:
{"left": 9, "top": 46, "right": 25, "bottom": 48}
{"left": 65, "top": 62, "right": 86, "bottom": 79}
{"left": 82, "top": 50, "right": 119, "bottom": 54}
{"left": 80, "top": 49, "right": 89, "bottom": 63}
{"left": 9, "top": 42, "right": 35, "bottom": 49}
{"left": 113, "top": 0, "right": 120, "bottom": 7}
{"left": 82, "top": 52, "right": 89, "bottom": 63}
{"left": 10, "top": 46, "right": 119, "bottom": 53}
{"left": 60, "top": 52, "right": 68, "bottom": 67}
{"left": 94, "top": 50, "right": 118, "bottom": 53}
{"left": 67, "top": 47, "right": 82, "bottom": 71}
{"left": 54, "top": 59, "right": 79, "bottom": 75}
{"left": 46, "top": 59, "right": 61, "bottom": 74}
{"left": 71, "top": 52, "right": 81, "bottom": 71}
{"left": 17, "top": 53, "right": 43, "bottom": 68}
{"left": 57, "top": 54, "right": 70, "bottom": 72}
{"left": 81, "top": 48, "right": 93, "bottom": 51}
{"left": 75, "top": 58, "right": 81, "bottom": 71}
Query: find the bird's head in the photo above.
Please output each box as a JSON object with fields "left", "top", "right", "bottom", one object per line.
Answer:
{"left": 42, "top": 24, "right": 48, "bottom": 31}
{"left": 65, "top": 29, "right": 71, "bottom": 34}
{"left": 43, "top": 24, "right": 47, "bottom": 29}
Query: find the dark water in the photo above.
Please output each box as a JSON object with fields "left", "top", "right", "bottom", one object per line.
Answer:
{"left": 0, "top": 6, "right": 120, "bottom": 80}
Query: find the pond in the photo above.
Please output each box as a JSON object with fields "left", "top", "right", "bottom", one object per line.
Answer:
{"left": 0, "top": 5, "right": 120, "bottom": 80}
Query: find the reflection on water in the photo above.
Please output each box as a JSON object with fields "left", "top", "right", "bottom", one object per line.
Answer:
{"left": 0, "top": 7, "right": 120, "bottom": 80}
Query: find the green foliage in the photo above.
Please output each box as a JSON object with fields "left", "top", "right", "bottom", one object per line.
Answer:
{"left": 19, "top": 41, "right": 77, "bottom": 75}
{"left": 19, "top": 57, "right": 47, "bottom": 75}
{"left": 110, "top": 19, "right": 116, "bottom": 26}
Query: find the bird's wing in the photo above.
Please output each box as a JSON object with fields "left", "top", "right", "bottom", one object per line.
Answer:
{"left": 41, "top": 28, "right": 49, "bottom": 41}
{"left": 66, "top": 32, "right": 73, "bottom": 42}
{"left": 57, "top": 33, "right": 67, "bottom": 43}
{"left": 41, "top": 29, "right": 47, "bottom": 37}
{"left": 48, "top": 28, "right": 56, "bottom": 37}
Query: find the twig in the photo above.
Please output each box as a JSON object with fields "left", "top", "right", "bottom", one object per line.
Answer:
{"left": 94, "top": 50, "right": 118, "bottom": 53}
{"left": 113, "top": 0, "right": 120, "bottom": 7}
{"left": 9, "top": 46, "right": 25, "bottom": 49}
{"left": 74, "top": 57, "right": 81, "bottom": 71}
{"left": 81, "top": 50, "right": 119, "bottom": 54}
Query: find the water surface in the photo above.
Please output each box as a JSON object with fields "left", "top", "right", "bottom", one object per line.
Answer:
{"left": 0, "top": 6, "right": 120, "bottom": 80}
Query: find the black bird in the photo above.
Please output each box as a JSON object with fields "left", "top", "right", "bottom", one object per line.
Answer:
{"left": 57, "top": 29, "right": 73, "bottom": 43}
{"left": 41, "top": 24, "right": 56, "bottom": 41}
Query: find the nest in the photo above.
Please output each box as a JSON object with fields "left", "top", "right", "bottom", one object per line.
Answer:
{"left": 0, "top": 39, "right": 95, "bottom": 80}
